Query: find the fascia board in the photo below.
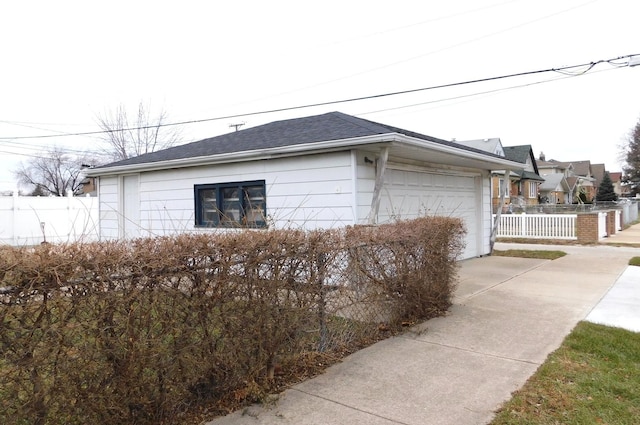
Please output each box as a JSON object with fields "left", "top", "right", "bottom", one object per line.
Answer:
{"left": 85, "top": 134, "right": 390, "bottom": 177}
{"left": 86, "top": 132, "right": 525, "bottom": 177}
{"left": 396, "top": 135, "right": 526, "bottom": 171}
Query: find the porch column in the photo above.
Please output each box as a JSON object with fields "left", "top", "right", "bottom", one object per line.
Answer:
{"left": 367, "top": 147, "right": 390, "bottom": 225}
{"left": 490, "top": 169, "right": 511, "bottom": 251}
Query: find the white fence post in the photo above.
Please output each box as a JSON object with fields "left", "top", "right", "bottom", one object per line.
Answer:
{"left": 598, "top": 212, "right": 608, "bottom": 239}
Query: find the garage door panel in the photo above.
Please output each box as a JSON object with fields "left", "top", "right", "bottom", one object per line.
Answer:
{"left": 380, "top": 169, "right": 480, "bottom": 259}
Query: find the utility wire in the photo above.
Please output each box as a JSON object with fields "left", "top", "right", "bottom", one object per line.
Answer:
{"left": 360, "top": 65, "right": 620, "bottom": 116}
{"left": 0, "top": 138, "right": 95, "bottom": 155}
{"left": 0, "top": 53, "right": 637, "bottom": 141}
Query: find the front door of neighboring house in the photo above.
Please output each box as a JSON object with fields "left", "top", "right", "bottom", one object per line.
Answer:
{"left": 121, "top": 175, "right": 141, "bottom": 238}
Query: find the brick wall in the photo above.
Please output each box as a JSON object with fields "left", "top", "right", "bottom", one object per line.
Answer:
{"left": 606, "top": 211, "right": 617, "bottom": 236}
{"left": 577, "top": 213, "right": 599, "bottom": 243}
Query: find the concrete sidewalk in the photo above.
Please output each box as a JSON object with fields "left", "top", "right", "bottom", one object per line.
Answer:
{"left": 208, "top": 243, "right": 640, "bottom": 425}
{"left": 601, "top": 220, "right": 640, "bottom": 246}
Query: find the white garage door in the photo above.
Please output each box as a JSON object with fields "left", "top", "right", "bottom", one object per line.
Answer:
{"left": 379, "top": 168, "right": 480, "bottom": 259}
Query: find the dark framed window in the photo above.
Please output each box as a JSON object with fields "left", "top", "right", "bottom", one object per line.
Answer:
{"left": 194, "top": 180, "right": 266, "bottom": 228}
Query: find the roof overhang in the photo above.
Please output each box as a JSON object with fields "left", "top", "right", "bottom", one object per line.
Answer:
{"left": 86, "top": 132, "right": 526, "bottom": 177}
{"left": 540, "top": 175, "right": 571, "bottom": 192}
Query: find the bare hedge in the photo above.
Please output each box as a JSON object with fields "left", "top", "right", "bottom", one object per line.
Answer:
{"left": 0, "top": 216, "right": 465, "bottom": 424}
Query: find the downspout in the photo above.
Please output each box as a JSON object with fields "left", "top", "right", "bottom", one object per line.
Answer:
{"left": 490, "top": 169, "right": 511, "bottom": 252}
{"left": 367, "top": 147, "right": 390, "bottom": 225}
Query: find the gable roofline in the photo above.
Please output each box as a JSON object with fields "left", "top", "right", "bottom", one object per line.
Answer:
{"left": 503, "top": 145, "right": 541, "bottom": 175}
{"left": 454, "top": 138, "right": 505, "bottom": 156}
{"left": 539, "top": 173, "right": 571, "bottom": 191}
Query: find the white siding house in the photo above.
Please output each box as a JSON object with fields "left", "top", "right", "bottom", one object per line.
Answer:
{"left": 87, "top": 112, "right": 524, "bottom": 259}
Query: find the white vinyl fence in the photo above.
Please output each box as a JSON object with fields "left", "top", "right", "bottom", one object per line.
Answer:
{"left": 493, "top": 213, "right": 577, "bottom": 240}
{"left": 0, "top": 192, "right": 99, "bottom": 246}
{"left": 619, "top": 200, "right": 639, "bottom": 224}
{"left": 597, "top": 211, "right": 608, "bottom": 239}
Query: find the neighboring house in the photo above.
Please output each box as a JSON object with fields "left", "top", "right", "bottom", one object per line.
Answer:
{"left": 609, "top": 172, "right": 627, "bottom": 197}
{"left": 86, "top": 112, "right": 525, "bottom": 259}
{"left": 456, "top": 141, "right": 543, "bottom": 211}
{"left": 79, "top": 176, "right": 97, "bottom": 196}
{"left": 501, "top": 145, "right": 544, "bottom": 208}
{"left": 538, "top": 173, "right": 571, "bottom": 204}
{"left": 563, "top": 160, "right": 597, "bottom": 202}
{"left": 591, "top": 163, "right": 606, "bottom": 195}
{"left": 453, "top": 138, "right": 505, "bottom": 157}
{"left": 536, "top": 158, "right": 567, "bottom": 175}
{"left": 538, "top": 159, "right": 596, "bottom": 203}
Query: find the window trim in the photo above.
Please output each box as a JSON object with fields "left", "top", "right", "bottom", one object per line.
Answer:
{"left": 528, "top": 181, "right": 537, "bottom": 199}
{"left": 498, "top": 178, "right": 510, "bottom": 198}
{"left": 194, "top": 180, "right": 267, "bottom": 228}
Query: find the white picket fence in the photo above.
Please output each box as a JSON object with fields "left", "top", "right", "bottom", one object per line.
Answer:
{"left": 494, "top": 213, "right": 577, "bottom": 240}
{"left": 0, "top": 192, "right": 99, "bottom": 246}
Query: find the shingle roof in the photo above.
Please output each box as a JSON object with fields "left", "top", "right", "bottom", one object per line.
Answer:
{"left": 537, "top": 160, "right": 567, "bottom": 171}
{"left": 503, "top": 145, "right": 532, "bottom": 164}
{"left": 502, "top": 145, "right": 542, "bottom": 179}
{"left": 95, "top": 111, "right": 503, "bottom": 169}
{"left": 591, "top": 163, "right": 606, "bottom": 188}
{"left": 516, "top": 170, "right": 545, "bottom": 181}
{"left": 540, "top": 173, "right": 569, "bottom": 191}
{"left": 556, "top": 160, "right": 592, "bottom": 177}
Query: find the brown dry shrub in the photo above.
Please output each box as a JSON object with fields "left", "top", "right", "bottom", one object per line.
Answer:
{"left": 0, "top": 216, "right": 464, "bottom": 424}
{"left": 345, "top": 216, "right": 465, "bottom": 323}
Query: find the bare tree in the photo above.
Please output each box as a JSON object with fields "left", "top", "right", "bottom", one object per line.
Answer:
{"left": 14, "top": 147, "right": 95, "bottom": 196}
{"left": 96, "top": 101, "right": 182, "bottom": 161}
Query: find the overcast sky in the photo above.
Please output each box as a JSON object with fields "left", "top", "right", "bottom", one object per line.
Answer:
{"left": 1, "top": 0, "right": 639, "bottom": 191}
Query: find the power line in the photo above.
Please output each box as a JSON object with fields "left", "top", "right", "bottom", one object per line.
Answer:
{"left": 0, "top": 150, "right": 55, "bottom": 160}
{"left": 359, "top": 66, "right": 619, "bottom": 116}
{"left": 0, "top": 53, "right": 637, "bottom": 141}
{"left": 0, "top": 138, "right": 95, "bottom": 155}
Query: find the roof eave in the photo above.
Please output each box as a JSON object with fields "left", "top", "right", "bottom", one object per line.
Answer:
{"left": 86, "top": 132, "right": 526, "bottom": 177}
{"left": 394, "top": 134, "right": 526, "bottom": 170}
{"left": 85, "top": 134, "right": 393, "bottom": 177}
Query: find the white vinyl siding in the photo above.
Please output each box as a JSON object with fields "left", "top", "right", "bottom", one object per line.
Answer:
{"left": 122, "top": 175, "right": 140, "bottom": 238}
{"left": 98, "top": 152, "right": 355, "bottom": 239}
{"left": 479, "top": 172, "right": 492, "bottom": 256}
{"left": 97, "top": 149, "right": 494, "bottom": 258}
{"left": 355, "top": 151, "right": 377, "bottom": 224}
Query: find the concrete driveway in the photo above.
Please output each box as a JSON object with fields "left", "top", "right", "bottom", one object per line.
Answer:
{"left": 208, "top": 243, "right": 640, "bottom": 425}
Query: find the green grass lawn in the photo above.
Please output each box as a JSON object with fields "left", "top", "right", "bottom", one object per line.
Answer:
{"left": 492, "top": 249, "right": 567, "bottom": 260}
{"left": 491, "top": 321, "right": 640, "bottom": 425}
{"left": 629, "top": 256, "right": 640, "bottom": 266}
